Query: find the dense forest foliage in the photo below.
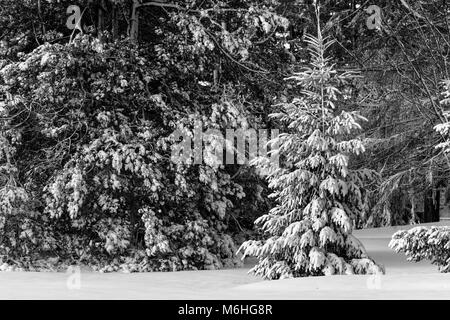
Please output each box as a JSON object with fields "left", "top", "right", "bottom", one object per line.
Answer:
{"left": 0, "top": 0, "right": 449, "bottom": 276}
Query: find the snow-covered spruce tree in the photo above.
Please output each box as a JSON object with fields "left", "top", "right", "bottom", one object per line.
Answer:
{"left": 239, "top": 20, "right": 384, "bottom": 280}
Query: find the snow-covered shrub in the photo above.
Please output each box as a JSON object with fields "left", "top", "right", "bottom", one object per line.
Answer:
{"left": 0, "top": 1, "right": 292, "bottom": 272}
{"left": 238, "top": 25, "right": 383, "bottom": 279}
{"left": 389, "top": 226, "right": 450, "bottom": 272}
{"left": 141, "top": 206, "right": 239, "bottom": 271}
{"left": 0, "top": 35, "right": 249, "bottom": 271}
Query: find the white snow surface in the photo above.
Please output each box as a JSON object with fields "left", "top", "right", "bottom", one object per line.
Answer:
{"left": 1, "top": 221, "right": 450, "bottom": 299}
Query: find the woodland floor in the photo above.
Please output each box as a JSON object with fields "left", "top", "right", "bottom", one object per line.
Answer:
{"left": 0, "top": 221, "right": 450, "bottom": 299}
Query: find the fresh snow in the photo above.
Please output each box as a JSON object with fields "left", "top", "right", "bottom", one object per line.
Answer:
{"left": 1, "top": 221, "right": 450, "bottom": 299}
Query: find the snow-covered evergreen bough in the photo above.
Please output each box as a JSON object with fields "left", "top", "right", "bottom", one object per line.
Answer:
{"left": 239, "top": 26, "right": 384, "bottom": 279}
{"left": 390, "top": 226, "right": 450, "bottom": 273}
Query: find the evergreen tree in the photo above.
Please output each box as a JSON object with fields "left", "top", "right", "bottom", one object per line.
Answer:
{"left": 239, "top": 10, "right": 384, "bottom": 279}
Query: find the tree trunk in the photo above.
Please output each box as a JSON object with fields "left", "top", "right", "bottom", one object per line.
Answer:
{"left": 97, "top": 0, "right": 106, "bottom": 35}
{"left": 37, "top": 0, "right": 46, "bottom": 35}
{"left": 424, "top": 189, "right": 440, "bottom": 222}
{"left": 112, "top": 3, "right": 119, "bottom": 39}
{"left": 130, "top": 0, "right": 140, "bottom": 41}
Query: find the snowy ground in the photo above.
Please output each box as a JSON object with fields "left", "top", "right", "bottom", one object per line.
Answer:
{"left": 1, "top": 222, "right": 450, "bottom": 299}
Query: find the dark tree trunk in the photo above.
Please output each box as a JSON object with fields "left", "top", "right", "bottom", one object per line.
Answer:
{"left": 130, "top": 0, "right": 139, "bottom": 41}
{"left": 97, "top": 0, "right": 106, "bottom": 34}
{"left": 424, "top": 189, "right": 440, "bottom": 222}
{"left": 112, "top": 3, "right": 119, "bottom": 39}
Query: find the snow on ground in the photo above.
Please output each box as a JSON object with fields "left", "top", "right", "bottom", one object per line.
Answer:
{"left": 1, "top": 222, "right": 450, "bottom": 299}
